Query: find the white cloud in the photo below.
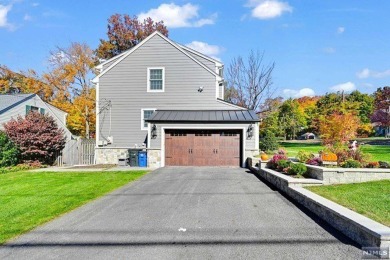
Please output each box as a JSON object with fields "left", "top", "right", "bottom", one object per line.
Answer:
{"left": 247, "top": 0, "right": 293, "bottom": 20}
{"left": 49, "top": 51, "right": 69, "bottom": 64}
{"left": 357, "top": 68, "right": 390, "bottom": 79}
{"left": 330, "top": 82, "right": 356, "bottom": 92}
{"left": 185, "top": 41, "right": 223, "bottom": 60}
{"left": 323, "top": 47, "right": 335, "bottom": 54}
{"left": 24, "top": 14, "right": 32, "bottom": 21}
{"left": 283, "top": 88, "right": 315, "bottom": 98}
{"left": 337, "top": 26, "right": 345, "bottom": 34}
{"left": 32, "top": 3, "right": 40, "bottom": 7}
{"left": 0, "top": 4, "right": 12, "bottom": 28}
{"left": 138, "top": 3, "right": 216, "bottom": 28}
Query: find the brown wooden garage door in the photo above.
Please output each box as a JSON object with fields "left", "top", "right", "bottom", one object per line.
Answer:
{"left": 165, "top": 130, "right": 241, "bottom": 166}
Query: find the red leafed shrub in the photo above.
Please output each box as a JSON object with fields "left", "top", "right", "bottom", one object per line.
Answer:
{"left": 3, "top": 111, "right": 66, "bottom": 165}
{"left": 267, "top": 153, "right": 288, "bottom": 170}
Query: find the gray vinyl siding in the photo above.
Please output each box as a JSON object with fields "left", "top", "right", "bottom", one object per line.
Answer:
{"left": 45, "top": 103, "right": 67, "bottom": 126}
{"left": 102, "top": 57, "right": 121, "bottom": 71}
{"left": 98, "top": 34, "right": 242, "bottom": 147}
{"left": 0, "top": 96, "right": 72, "bottom": 140}
{"left": 102, "top": 60, "right": 115, "bottom": 71}
{"left": 184, "top": 50, "right": 216, "bottom": 72}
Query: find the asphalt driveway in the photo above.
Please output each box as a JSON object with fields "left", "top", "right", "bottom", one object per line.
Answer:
{"left": 0, "top": 167, "right": 361, "bottom": 259}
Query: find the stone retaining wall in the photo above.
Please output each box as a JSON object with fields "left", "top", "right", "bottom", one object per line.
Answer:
{"left": 247, "top": 158, "right": 390, "bottom": 248}
{"left": 306, "top": 165, "right": 390, "bottom": 184}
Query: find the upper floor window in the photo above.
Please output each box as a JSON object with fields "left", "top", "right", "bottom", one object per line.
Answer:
{"left": 147, "top": 67, "right": 165, "bottom": 92}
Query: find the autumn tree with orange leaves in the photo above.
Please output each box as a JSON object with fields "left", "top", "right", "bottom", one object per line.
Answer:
{"left": 0, "top": 66, "right": 53, "bottom": 99}
{"left": 96, "top": 14, "right": 168, "bottom": 60}
{"left": 319, "top": 112, "right": 360, "bottom": 146}
{"left": 43, "top": 42, "right": 97, "bottom": 138}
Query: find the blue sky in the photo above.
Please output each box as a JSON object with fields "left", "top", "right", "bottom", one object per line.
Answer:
{"left": 1, "top": 0, "right": 389, "bottom": 98}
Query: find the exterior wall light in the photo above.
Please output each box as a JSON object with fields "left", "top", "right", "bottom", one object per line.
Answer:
{"left": 151, "top": 124, "right": 157, "bottom": 139}
{"left": 247, "top": 124, "right": 253, "bottom": 139}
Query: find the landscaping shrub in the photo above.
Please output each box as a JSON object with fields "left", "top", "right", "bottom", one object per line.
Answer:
{"left": 333, "top": 147, "right": 369, "bottom": 166}
{"left": 0, "top": 131, "right": 20, "bottom": 167}
{"left": 3, "top": 112, "right": 66, "bottom": 165}
{"left": 266, "top": 153, "right": 288, "bottom": 170}
{"left": 341, "top": 159, "right": 362, "bottom": 168}
{"left": 278, "top": 148, "right": 287, "bottom": 155}
{"left": 306, "top": 157, "right": 323, "bottom": 166}
{"left": 365, "top": 161, "right": 379, "bottom": 168}
{"left": 277, "top": 159, "right": 291, "bottom": 172}
{"left": 379, "top": 161, "right": 390, "bottom": 169}
{"left": 296, "top": 151, "right": 314, "bottom": 163}
{"left": 0, "top": 162, "right": 44, "bottom": 174}
{"left": 259, "top": 131, "right": 279, "bottom": 152}
{"left": 287, "top": 163, "right": 307, "bottom": 176}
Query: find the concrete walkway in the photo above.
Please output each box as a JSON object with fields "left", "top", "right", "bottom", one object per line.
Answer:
{"left": 0, "top": 167, "right": 361, "bottom": 259}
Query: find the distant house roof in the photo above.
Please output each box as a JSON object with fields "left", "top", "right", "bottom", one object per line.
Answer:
{"left": 0, "top": 94, "right": 35, "bottom": 114}
{"left": 146, "top": 110, "right": 260, "bottom": 123}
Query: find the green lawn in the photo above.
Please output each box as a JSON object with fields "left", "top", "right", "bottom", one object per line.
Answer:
{"left": 307, "top": 180, "right": 390, "bottom": 227}
{"left": 0, "top": 170, "right": 148, "bottom": 244}
{"left": 279, "top": 142, "right": 390, "bottom": 162}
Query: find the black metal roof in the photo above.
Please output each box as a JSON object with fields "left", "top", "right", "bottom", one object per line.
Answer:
{"left": 146, "top": 110, "right": 259, "bottom": 123}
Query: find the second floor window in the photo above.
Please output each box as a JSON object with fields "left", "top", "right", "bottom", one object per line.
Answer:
{"left": 147, "top": 67, "right": 164, "bottom": 92}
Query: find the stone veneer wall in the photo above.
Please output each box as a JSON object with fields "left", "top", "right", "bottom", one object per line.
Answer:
{"left": 95, "top": 148, "right": 130, "bottom": 164}
{"left": 147, "top": 149, "right": 161, "bottom": 168}
{"left": 306, "top": 165, "right": 390, "bottom": 184}
{"left": 95, "top": 148, "right": 161, "bottom": 168}
{"left": 96, "top": 148, "right": 254, "bottom": 168}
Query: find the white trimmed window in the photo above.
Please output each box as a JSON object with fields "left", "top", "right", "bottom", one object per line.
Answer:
{"left": 147, "top": 67, "right": 165, "bottom": 92}
{"left": 141, "top": 109, "right": 156, "bottom": 130}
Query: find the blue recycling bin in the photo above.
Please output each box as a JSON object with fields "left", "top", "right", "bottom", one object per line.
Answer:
{"left": 138, "top": 151, "right": 147, "bottom": 167}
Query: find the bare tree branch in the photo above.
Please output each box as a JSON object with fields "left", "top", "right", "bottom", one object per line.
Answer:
{"left": 225, "top": 50, "right": 275, "bottom": 111}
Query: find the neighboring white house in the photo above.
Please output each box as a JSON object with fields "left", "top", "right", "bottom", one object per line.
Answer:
{"left": 0, "top": 93, "right": 73, "bottom": 140}
{"left": 93, "top": 31, "right": 260, "bottom": 168}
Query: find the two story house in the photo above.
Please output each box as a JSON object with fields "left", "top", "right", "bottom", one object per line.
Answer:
{"left": 93, "top": 31, "right": 259, "bottom": 167}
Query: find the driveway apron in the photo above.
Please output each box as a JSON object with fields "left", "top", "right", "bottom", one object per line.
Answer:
{"left": 0, "top": 167, "right": 361, "bottom": 259}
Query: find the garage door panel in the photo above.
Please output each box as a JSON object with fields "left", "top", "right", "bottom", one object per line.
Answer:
{"left": 165, "top": 130, "right": 241, "bottom": 166}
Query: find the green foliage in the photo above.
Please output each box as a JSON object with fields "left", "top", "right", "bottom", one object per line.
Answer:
{"left": 260, "top": 111, "right": 282, "bottom": 137}
{"left": 0, "top": 131, "right": 20, "bottom": 167}
{"left": 307, "top": 180, "right": 390, "bottom": 226}
{"left": 346, "top": 91, "right": 374, "bottom": 124}
{"left": 296, "top": 151, "right": 314, "bottom": 163}
{"left": 278, "top": 99, "right": 307, "bottom": 140}
{"left": 266, "top": 153, "right": 288, "bottom": 170}
{"left": 0, "top": 163, "right": 43, "bottom": 174}
{"left": 287, "top": 163, "right": 307, "bottom": 176}
{"left": 379, "top": 161, "right": 390, "bottom": 169}
{"left": 259, "top": 131, "right": 279, "bottom": 152}
{"left": 277, "top": 159, "right": 291, "bottom": 171}
{"left": 0, "top": 170, "right": 149, "bottom": 244}
{"left": 341, "top": 159, "right": 362, "bottom": 168}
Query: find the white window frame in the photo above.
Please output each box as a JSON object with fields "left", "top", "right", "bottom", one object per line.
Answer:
{"left": 141, "top": 108, "right": 156, "bottom": 130}
{"left": 147, "top": 67, "right": 165, "bottom": 92}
